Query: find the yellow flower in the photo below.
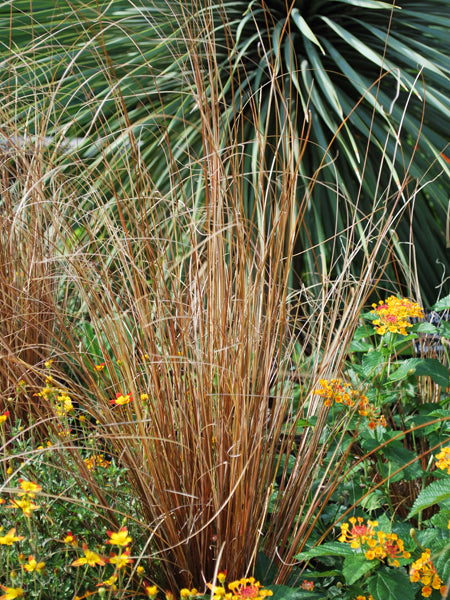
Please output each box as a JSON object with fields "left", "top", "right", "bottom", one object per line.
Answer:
{"left": 371, "top": 296, "right": 423, "bottom": 336}
{"left": 62, "top": 531, "right": 78, "bottom": 546}
{"left": 24, "top": 555, "right": 45, "bottom": 573}
{"left": 72, "top": 543, "right": 106, "bottom": 567}
{"left": 109, "top": 548, "right": 133, "bottom": 569}
{"left": 18, "top": 479, "right": 42, "bottom": 497}
{"left": 106, "top": 526, "right": 132, "bottom": 547}
{"left": 9, "top": 497, "right": 40, "bottom": 516}
{"left": 227, "top": 578, "right": 273, "bottom": 600}
{"left": 0, "top": 586, "right": 23, "bottom": 600}
{"left": 0, "top": 529, "right": 25, "bottom": 545}
{"left": 145, "top": 584, "right": 158, "bottom": 597}
{"left": 0, "top": 410, "right": 9, "bottom": 424}
{"left": 96, "top": 575, "right": 117, "bottom": 588}
{"left": 111, "top": 392, "right": 132, "bottom": 406}
{"left": 137, "top": 566, "right": 145, "bottom": 575}
{"left": 435, "top": 447, "right": 450, "bottom": 475}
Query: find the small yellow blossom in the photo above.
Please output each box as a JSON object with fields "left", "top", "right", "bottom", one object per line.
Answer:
{"left": 62, "top": 531, "right": 78, "bottom": 547}
{"left": 24, "top": 555, "right": 45, "bottom": 573}
{"left": 18, "top": 479, "right": 42, "bottom": 498}
{"left": 145, "top": 584, "right": 158, "bottom": 597}
{"left": 109, "top": 548, "right": 133, "bottom": 569}
{"left": 0, "top": 529, "right": 25, "bottom": 546}
{"left": 72, "top": 543, "right": 106, "bottom": 567}
{"left": 0, "top": 410, "right": 9, "bottom": 424}
{"left": 0, "top": 586, "right": 24, "bottom": 600}
{"left": 9, "top": 497, "right": 40, "bottom": 516}
{"left": 96, "top": 575, "right": 117, "bottom": 588}
{"left": 409, "top": 549, "right": 446, "bottom": 598}
{"left": 106, "top": 527, "right": 132, "bottom": 547}
{"left": 111, "top": 392, "right": 132, "bottom": 406}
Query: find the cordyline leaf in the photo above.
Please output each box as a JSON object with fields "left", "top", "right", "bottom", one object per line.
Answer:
{"left": 408, "top": 479, "right": 450, "bottom": 518}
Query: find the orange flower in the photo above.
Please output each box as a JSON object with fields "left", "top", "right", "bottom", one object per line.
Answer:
{"left": 0, "top": 410, "right": 9, "bottom": 424}
{"left": 94, "top": 362, "right": 106, "bottom": 371}
{"left": 435, "top": 447, "right": 450, "bottom": 475}
{"left": 9, "top": 497, "right": 40, "bottom": 516}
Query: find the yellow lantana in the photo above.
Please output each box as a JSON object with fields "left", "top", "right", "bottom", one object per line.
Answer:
{"left": 371, "top": 296, "right": 423, "bottom": 336}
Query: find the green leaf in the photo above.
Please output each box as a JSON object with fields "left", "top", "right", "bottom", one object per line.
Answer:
{"left": 387, "top": 358, "right": 421, "bottom": 382}
{"left": 415, "top": 322, "right": 439, "bottom": 334}
{"left": 342, "top": 554, "right": 376, "bottom": 585}
{"left": 291, "top": 9, "right": 325, "bottom": 55}
{"left": 266, "top": 585, "right": 320, "bottom": 600}
{"left": 433, "top": 295, "right": 450, "bottom": 311}
{"left": 367, "top": 566, "right": 415, "bottom": 600}
{"left": 414, "top": 359, "right": 450, "bottom": 387}
{"left": 362, "top": 351, "right": 385, "bottom": 377}
{"left": 408, "top": 479, "right": 450, "bottom": 518}
{"left": 296, "top": 542, "right": 354, "bottom": 560}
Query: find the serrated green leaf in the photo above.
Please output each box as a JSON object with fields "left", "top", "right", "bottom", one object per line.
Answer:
{"left": 367, "top": 567, "right": 415, "bottom": 600}
{"left": 416, "top": 322, "right": 439, "bottom": 334}
{"left": 362, "top": 351, "right": 385, "bottom": 377}
{"left": 433, "top": 541, "right": 450, "bottom": 582}
{"left": 433, "top": 295, "right": 450, "bottom": 311}
{"left": 440, "top": 321, "right": 450, "bottom": 339}
{"left": 414, "top": 359, "right": 450, "bottom": 387}
{"left": 387, "top": 358, "right": 421, "bottom": 382}
{"left": 342, "top": 554, "right": 376, "bottom": 585}
{"left": 296, "top": 542, "right": 354, "bottom": 560}
{"left": 408, "top": 479, "right": 450, "bottom": 518}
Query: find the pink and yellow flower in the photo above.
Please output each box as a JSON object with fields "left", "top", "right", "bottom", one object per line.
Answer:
{"left": 435, "top": 447, "right": 450, "bottom": 475}
{"left": 371, "top": 296, "right": 423, "bottom": 336}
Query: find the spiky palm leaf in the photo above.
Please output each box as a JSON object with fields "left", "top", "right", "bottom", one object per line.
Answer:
{"left": 1, "top": 0, "right": 448, "bottom": 302}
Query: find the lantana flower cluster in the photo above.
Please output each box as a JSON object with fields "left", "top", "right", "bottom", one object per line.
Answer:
{"left": 409, "top": 549, "right": 447, "bottom": 598}
{"left": 371, "top": 296, "right": 423, "bottom": 336}
{"left": 339, "top": 517, "right": 410, "bottom": 567}
{"left": 208, "top": 574, "right": 273, "bottom": 600}
{"left": 435, "top": 447, "right": 450, "bottom": 475}
{"left": 314, "top": 379, "right": 386, "bottom": 429}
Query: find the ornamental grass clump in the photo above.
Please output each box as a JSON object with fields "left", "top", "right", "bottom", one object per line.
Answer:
{"left": 1, "top": 0, "right": 442, "bottom": 594}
